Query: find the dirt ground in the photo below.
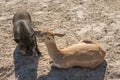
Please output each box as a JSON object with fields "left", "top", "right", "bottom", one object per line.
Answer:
{"left": 0, "top": 0, "right": 120, "bottom": 80}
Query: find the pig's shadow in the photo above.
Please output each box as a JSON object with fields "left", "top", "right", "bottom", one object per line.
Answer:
{"left": 13, "top": 46, "right": 39, "bottom": 80}
{"left": 37, "top": 60, "right": 107, "bottom": 80}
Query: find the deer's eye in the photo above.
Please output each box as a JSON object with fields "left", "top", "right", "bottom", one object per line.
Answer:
{"left": 47, "top": 37, "right": 51, "bottom": 40}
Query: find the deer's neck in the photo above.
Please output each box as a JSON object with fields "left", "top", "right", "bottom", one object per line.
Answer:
{"left": 44, "top": 40, "right": 62, "bottom": 60}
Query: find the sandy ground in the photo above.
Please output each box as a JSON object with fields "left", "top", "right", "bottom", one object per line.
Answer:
{"left": 0, "top": 0, "right": 120, "bottom": 80}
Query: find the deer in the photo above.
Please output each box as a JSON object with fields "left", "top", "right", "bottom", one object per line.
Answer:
{"left": 13, "top": 9, "right": 41, "bottom": 56}
{"left": 35, "top": 30, "right": 106, "bottom": 69}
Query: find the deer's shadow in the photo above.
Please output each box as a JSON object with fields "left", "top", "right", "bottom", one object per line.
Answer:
{"left": 13, "top": 46, "right": 107, "bottom": 80}
{"left": 13, "top": 46, "right": 39, "bottom": 80}
{"left": 37, "top": 60, "right": 107, "bottom": 80}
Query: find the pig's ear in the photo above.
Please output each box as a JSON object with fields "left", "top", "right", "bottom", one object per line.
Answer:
{"left": 13, "top": 39, "right": 19, "bottom": 43}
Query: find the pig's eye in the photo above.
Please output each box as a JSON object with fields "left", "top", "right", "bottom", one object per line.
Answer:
{"left": 14, "top": 39, "right": 19, "bottom": 43}
{"left": 41, "top": 35, "right": 43, "bottom": 37}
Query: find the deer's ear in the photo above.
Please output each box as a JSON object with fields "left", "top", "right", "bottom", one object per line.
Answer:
{"left": 34, "top": 31, "right": 41, "bottom": 35}
{"left": 54, "top": 33, "right": 65, "bottom": 37}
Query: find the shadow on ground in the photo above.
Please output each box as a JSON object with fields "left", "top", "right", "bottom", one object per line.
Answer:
{"left": 37, "top": 61, "right": 107, "bottom": 80}
{"left": 13, "top": 46, "right": 107, "bottom": 80}
{"left": 13, "top": 46, "right": 39, "bottom": 80}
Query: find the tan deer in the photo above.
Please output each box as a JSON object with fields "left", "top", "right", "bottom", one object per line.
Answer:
{"left": 35, "top": 30, "right": 106, "bottom": 69}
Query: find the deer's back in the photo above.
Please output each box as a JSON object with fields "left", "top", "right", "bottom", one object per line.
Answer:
{"left": 59, "top": 43, "right": 105, "bottom": 68}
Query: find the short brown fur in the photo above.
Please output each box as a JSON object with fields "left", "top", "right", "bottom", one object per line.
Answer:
{"left": 35, "top": 30, "right": 106, "bottom": 69}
